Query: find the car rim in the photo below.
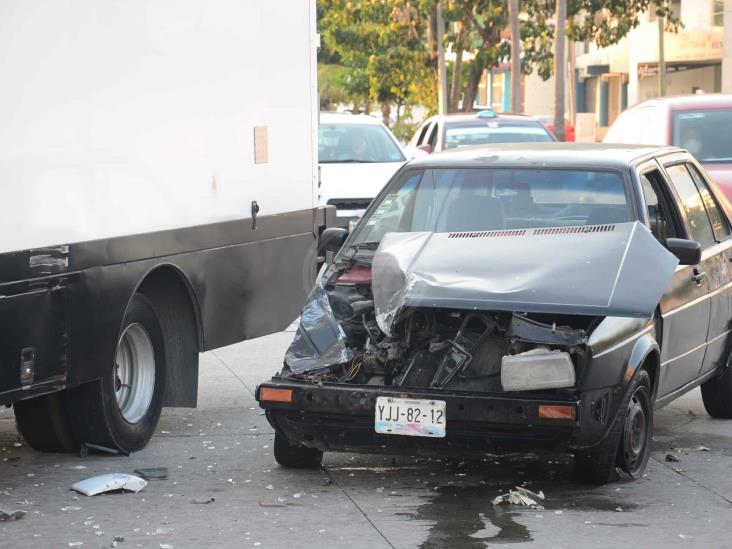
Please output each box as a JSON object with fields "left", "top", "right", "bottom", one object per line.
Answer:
{"left": 622, "top": 387, "right": 650, "bottom": 475}
{"left": 114, "top": 323, "right": 156, "bottom": 424}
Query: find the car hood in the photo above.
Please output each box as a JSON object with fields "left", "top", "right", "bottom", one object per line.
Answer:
{"left": 371, "top": 222, "right": 679, "bottom": 336}
{"left": 703, "top": 163, "right": 732, "bottom": 201}
{"left": 318, "top": 161, "right": 404, "bottom": 206}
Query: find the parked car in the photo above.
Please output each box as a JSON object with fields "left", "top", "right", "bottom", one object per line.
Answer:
{"left": 408, "top": 110, "right": 555, "bottom": 154}
{"left": 259, "top": 143, "right": 732, "bottom": 484}
{"left": 604, "top": 94, "right": 732, "bottom": 199}
{"left": 535, "top": 115, "right": 576, "bottom": 141}
{"left": 319, "top": 112, "right": 407, "bottom": 228}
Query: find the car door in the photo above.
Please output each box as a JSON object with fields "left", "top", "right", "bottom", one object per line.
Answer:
{"left": 685, "top": 161, "right": 732, "bottom": 376}
{"left": 639, "top": 163, "right": 710, "bottom": 396}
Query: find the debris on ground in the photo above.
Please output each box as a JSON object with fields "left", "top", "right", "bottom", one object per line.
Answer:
{"left": 71, "top": 473, "right": 147, "bottom": 496}
{"left": 79, "top": 443, "right": 129, "bottom": 457}
{"left": 190, "top": 497, "right": 215, "bottom": 504}
{"left": 672, "top": 445, "right": 710, "bottom": 452}
{"left": 0, "top": 509, "right": 26, "bottom": 521}
{"left": 134, "top": 467, "right": 169, "bottom": 480}
{"left": 615, "top": 506, "right": 623, "bottom": 512}
{"left": 666, "top": 454, "right": 681, "bottom": 463}
{"left": 492, "top": 486, "right": 545, "bottom": 506}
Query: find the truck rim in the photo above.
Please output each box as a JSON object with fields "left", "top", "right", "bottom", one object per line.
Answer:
{"left": 114, "top": 323, "right": 156, "bottom": 424}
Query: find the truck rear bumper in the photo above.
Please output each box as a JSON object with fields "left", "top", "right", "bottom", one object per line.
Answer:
{"left": 257, "top": 379, "right": 581, "bottom": 456}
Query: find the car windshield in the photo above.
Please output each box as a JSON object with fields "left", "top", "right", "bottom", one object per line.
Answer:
{"left": 673, "top": 109, "right": 732, "bottom": 163}
{"left": 352, "top": 168, "right": 630, "bottom": 245}
{"left": 444, "top": 123, "right": 553, "bottom": 149}
{"left": 319, "top": 123, "right": 405, "bottom": 163}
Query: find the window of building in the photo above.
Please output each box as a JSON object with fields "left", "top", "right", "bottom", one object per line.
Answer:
{"left": 491, "top": 71, "right": 505, "bottom": 112}
{"left": 713, "top": 0, "right": 724, "bottom": 26}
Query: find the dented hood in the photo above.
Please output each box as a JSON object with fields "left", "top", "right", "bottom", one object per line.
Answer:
{"left": 372, "top": 222, "right": 679, "bottom": 336}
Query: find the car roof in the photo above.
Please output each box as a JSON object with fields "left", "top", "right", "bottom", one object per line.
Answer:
{"left": 406, "top": 142, "right": 683, "bottom": 170}
{"left": 320, "top": 112, "right": 384, "bottom": 125}
{"left": 432, "top": 112, "right": 541, "bottom": 125}
{"left": 631, "top": 93, "right": 732, "bottom": 111}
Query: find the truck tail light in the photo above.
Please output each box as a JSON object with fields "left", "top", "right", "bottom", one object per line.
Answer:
{"left": 259, "top": 388, "right": 293, "bottom": 403}
{"left": 538, "top": 404, "right": 576, "bottom": 420}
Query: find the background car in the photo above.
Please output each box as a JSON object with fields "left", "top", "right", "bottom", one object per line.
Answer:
{"left": 535, "top": 114, "right": 576, "bottom": 141}
{"left": 604, "top": 94, "right": 732, "bottom": 199}
{"left": 319, "top": 112, "right": 407, "bottom": 228}
{"left": 408, "top": 110, "right": 555, "bottom": 154}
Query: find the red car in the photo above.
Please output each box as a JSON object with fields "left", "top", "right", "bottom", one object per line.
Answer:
{"left": 536, "top": 115, "right": 576, "bottom": 142}
{"left": 605, "top": 94, "right": 732, "bottom": 200}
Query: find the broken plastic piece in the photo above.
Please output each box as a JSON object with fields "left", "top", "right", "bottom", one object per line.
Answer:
{"left": 71, "top": 474, "right": 147, "bottom": 496}
{"left": 134, "top": 467, "right": 168, "bottom": 480}
{"left": 191, "top": 497, "right": 215, "bottom": 504}
{"left": 0, "top": 509, "right": 26, "bottom": 521}
{"left": 492, "top": 485, "right": 545, "bottom": 506}
{"left": 666, "top": 454, "right": 681, "bottom": 463}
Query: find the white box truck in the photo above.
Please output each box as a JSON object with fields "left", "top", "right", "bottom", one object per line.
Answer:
{"left": 0, "top": 0, "right": 330, "bottom": 454}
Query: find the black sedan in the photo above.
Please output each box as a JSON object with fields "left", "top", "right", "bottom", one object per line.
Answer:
{"left": 257, "top": 143, "right": 732, "bottom": 484}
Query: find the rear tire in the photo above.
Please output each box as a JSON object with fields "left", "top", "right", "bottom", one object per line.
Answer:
{"left": 14, "top": 392, "right": 78, "bottom": 453}
{"left": 273, "top": 432, "right": 323, "bottom": 468}
{"left": 573, "top": 370, "right": 652, "bottom": 484}
{"left": 65, "top": 293, "right": 167, "bottom": 454}
{"left": 701, "top": 361, "right": 732, "bottom": 418}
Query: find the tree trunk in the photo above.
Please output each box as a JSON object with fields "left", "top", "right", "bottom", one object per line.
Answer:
{"left": 463, "top": 59, "right": 485, "bottom": 113}
{"left": 553, "top": 0, "right": 566, "bottom": 141}
{"left": 509, "top": 0, "right": 521, "bottom": 112}
{"left": 449, "top": 48, "right": 463, "bottom": 113}
{"left": 381, "top": 102, "right": 391, "bottom": 127}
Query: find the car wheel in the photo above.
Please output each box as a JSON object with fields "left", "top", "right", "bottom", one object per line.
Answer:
{"left": 700, "top": 360, "right": 732, "bottom": 418}
{"left": 66, "top": 293, "right": 166, "bottom": 454}
{"left": 573, "top": 370, "right": 652, "bottom": 484}
{"left": 14, "top": 392, "right": 78, "bottom": 453}
{"left": 273, "top": 432, "right": 323, "bottom": 468}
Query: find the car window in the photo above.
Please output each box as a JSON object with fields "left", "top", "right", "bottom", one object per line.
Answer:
{"left": 665, "top": 163, "right": 715, "bottom": 245}
{"left": 640, "top": 171, "right": 682, "bottom": 242}
{"left": 415, "top": 121, "right": 431, "bottom": 145}
{"left": 426, "top": 122, "right": 439, "bottom": 148}
{"left": 319, "top": 123, "right": 405, "bottom": 163}
{"left": 673, "top": 109, "right": 732, "bottom": 163}
{"left": 444, "top": 123, "right": 554, "bottom": 149}
{"left": 686, "top": 163, "right": 731, "bottom": 241}
{"left": 351, "top": 168, "right": 630, "bottom": 244}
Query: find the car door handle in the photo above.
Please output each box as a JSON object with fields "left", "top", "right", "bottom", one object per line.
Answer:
{"left": 692, "top": 268, "right": 706, "bottom": 285}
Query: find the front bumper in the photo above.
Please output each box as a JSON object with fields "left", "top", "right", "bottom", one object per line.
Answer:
{"left": 257, "top": 379, "right": 583, "bottom": 456}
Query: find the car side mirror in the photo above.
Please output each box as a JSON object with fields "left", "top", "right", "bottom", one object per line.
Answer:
{"left": 318, "top": 227, "right": 349, "bottom": 256}
{"left": 666, "top": 238, "right": 702, "bottom": 265}
{"left": 416, "top": 144, "right": 433, "bottom": 154}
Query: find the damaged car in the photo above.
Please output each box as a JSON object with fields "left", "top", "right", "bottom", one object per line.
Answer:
{"left": 257, "top": 143, "right": 732, "bottom": 484}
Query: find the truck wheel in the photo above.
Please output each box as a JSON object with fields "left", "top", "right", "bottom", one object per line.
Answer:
{"left": 273, "top": 432, "right": 323, "bottom": 468}
{"left": 13, "top": 392, "right": 78, "bottom": 452}
{"left": 66, "top": 294, "right": 166, "bottom": 454}
{"left": 700, "top": 361, "right": 732, "bottom": 418}
{"left": 573, "top": 370, "right": 652, "bottom": 484}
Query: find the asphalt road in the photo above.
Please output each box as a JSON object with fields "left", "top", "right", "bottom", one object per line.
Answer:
{"left": 1, "top": 330, "right": 732, "bottom": 549}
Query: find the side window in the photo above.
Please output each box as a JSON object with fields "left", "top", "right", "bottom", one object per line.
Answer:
{"left": 415, "top": 121, "right": 431, "bottom": 145}
{"left": 666, "top": 163, "right": 716, "bottom": 245}
{"left": 686, "top": 163, "right": 731, "bottom": 241}
{"left": 426, "top": 122, "right": 439, "bottom": 148}
{"left": 640, "top": 170, "right": 681, "bottom": 242}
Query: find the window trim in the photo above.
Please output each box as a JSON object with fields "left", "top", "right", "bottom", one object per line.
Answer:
{"left": 661, "top": 159, "right": 717, "bottom": 247}
{"left": 637, "top": 163, "right": 685, "bottom": 242}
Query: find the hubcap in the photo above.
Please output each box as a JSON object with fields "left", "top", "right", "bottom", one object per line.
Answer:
{"left": 114, "top": 323, "right": 155, "bottom": 424}
{"left": 622, "top": 389, "right": 649, "bottom": 475}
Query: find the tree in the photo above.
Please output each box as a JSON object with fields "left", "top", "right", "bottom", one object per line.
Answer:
{"left": 508, "top": 0, "right": 521, "bottom": 112}
{"left": 319, "top": 0, "right": 434, "bottom": 124}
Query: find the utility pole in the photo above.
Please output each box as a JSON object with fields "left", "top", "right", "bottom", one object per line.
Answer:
{"left": 509, "top": 0, "right": 521, "bottom": 112}
{"left": 436, "top": 1, "right": 448, "bottom": 115}
{"left": 553, "top": 0, "right": 566, "bottom": 141}
{"left": 658, "top": 15, "right": 667, "bottom": 97}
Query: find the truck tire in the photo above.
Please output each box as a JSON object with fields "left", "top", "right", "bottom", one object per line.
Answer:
{"left": 66, "top": 293, "right": 167, "bottom": 454}
{"left": 13, "top": 392, "right": 78, "bottom": 453}
{"left": 273, "top": 432, "right": 323, "bottom": 468}
{"left": 700, "top": 361, "right": 732, "bottom": 418}
{"left": 573, "top": 370, "right": 652, "bottom": 484}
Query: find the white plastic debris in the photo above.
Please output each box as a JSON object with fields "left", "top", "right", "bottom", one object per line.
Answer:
{"left": 0, "top": 509, "right": 26, "bottom": 521}
{"left": 71, "top": 474, "right": 147, "bottom": 496}
{"left": 492, "top": 486, "right": 545, "bottom": 507}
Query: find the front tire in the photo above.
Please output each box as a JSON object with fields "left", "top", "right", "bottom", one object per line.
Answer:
{"left": 66, "top": 294, "right": 166, "bottom": 454}
{"left": 573, "top": 370, "right": 652, "bottom": 484}
{"left": 273, "top": 432, "right": 323, "bottom": 468}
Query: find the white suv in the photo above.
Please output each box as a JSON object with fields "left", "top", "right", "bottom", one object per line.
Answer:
{"left": 319, "top": 113, "right": 407, "bottom": 228}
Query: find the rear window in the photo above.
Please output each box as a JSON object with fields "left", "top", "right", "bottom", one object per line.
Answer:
{"left": 673, "top": 109, "right": 732, "bottom": 163}
{"left": 444, "top": 122, "right": 553, "bottom": 149}
{"left": 352, "top": 168, "right": 629, "bottom": 244}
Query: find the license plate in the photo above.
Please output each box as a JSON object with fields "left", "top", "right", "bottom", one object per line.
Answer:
{"left": 374, "top": 396, "right": 446, "bottom": 438}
